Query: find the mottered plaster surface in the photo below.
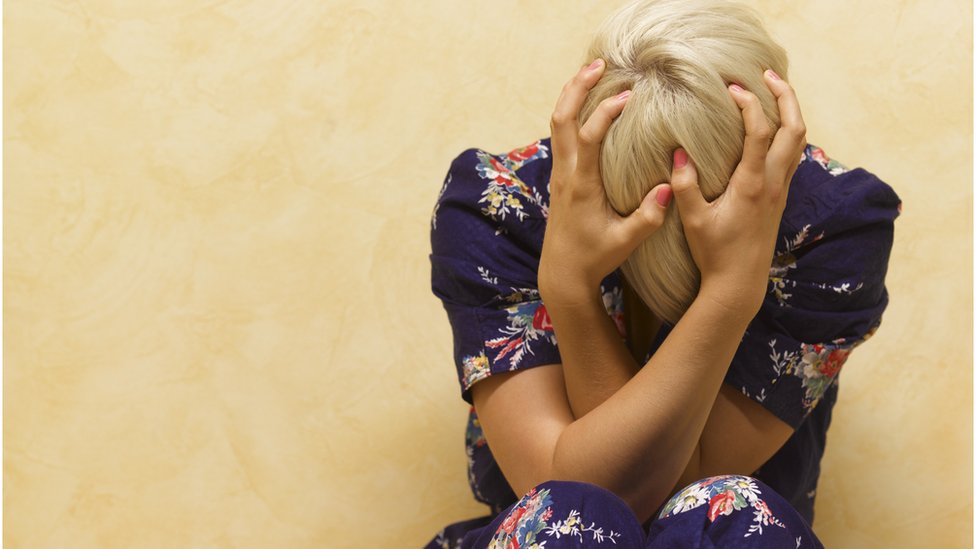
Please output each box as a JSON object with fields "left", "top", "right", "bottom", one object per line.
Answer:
{"left": 5, "top": 1, "right": 971, "bottom": 547}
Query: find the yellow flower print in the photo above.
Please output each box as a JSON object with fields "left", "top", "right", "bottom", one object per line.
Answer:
{"left": 462, "top": 352, "right": 491, "bottom": 389}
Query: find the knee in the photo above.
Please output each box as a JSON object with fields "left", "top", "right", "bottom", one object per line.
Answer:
{"left": 658, "top": 474, "right": 769, "bottom": 520}
{"left": 650, "top": 475, "right": 822, "bottom": 547}
{"left": 494, "top": 480, "right": 644, "bottom": 547}
{"left": 513, "top": 479, "right": 633, "bottom": 517}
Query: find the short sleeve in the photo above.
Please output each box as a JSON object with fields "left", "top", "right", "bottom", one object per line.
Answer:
{"left": 725, "top": 152, "right": 902, "bottom": 429}
{"left": 430, "top": 141, "right": 568, "bottom": 403}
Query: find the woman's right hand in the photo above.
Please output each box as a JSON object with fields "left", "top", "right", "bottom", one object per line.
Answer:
{"left": 671, "top": 70, "right": 807, "bottom": 319}
{"left": 539, "top": 59, "right": 672, "bottom": 305}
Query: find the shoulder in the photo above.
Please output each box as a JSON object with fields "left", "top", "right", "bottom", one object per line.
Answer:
{"left": 428, "top": 139, "right": 564, "bottom": 401}
{"left": 784, "top": 143, "right": 902, "bottom": 235}
{"left": 430, "top": 138, "right": 554, "bottom": 293}
{"left": 432, "top": 138, "right": 554, "bottom": 230}
{"left": 726, "top": 144, "right": 902, "bottom": 427}
{"left": 776, "top": 143, "right": 902, "bottom": 314}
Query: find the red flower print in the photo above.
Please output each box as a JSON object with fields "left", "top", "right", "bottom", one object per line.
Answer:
{"left": 500, "top": 505, "right": 527, "bottom": 535}
{"left": 754, "top": 499, "right": 773, "bottom": 518}
{"left": 532, "top": 305, "right": 553, "bottom": 331}
{"left": 699, "top": 476, "right": 722, "bottom": 488}
{"left": 811, "top": 147, "right": 828, "bottom": 164}
{"left": 489, "top": 157, "right": 510, "bottom": 173}
{"left": 611, "top": 312, "right": 626, "bottom": 338}
{"left": 541, "top": 507, "right": 553, "bottom": 522}
{"left": 820, "top": 348, "right": 849, "bottom": 378}
{"left": 508, "top": 144, "right": 539, "bottom": 163}
{"left": 707, "top": 490, "right": 738, "bottom": 522}
{"left": 488, "top": 335, "right": 524, "bottom": 361}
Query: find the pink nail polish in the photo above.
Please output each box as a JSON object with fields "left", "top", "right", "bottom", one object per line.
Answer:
{"left": 588, "top": 59, "right": 603, "bottom": 71}
{"left": 767, "top": 70, "right": 781, "bottom": 80}
{"left": 673, "top": 148, "right": 688, "bottom": 169}
{"left": 616, "top": 90, "right": 631, "bottom": 101}
{"left": 729, "top": 83, "right": 744, "bottom": 93}
{"left": 656, "top": 186, "right": 673, "bottom": 207}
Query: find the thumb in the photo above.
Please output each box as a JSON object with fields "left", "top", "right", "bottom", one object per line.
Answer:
{"left": 669, "top": 148, "right": 706, "bottom": 220}
{"left": 618, "top": 183, "right": 672, "bottom": 244}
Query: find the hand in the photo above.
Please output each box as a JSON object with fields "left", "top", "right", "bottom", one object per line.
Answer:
{"left": 671, "top": 71, "right": 807, "bottom": 318}
{"left": 539, "top": 59, "right": 672, "bottom": 304}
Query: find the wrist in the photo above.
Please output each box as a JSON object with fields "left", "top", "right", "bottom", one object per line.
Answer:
{"left": 538, "top": 268, "right": 599, "bottom": 308}
{"left": 539, "top": 276, "right": 603, "bottom": 314}
{"left": 696, "top": 279, "right": 765, "bottom": 325}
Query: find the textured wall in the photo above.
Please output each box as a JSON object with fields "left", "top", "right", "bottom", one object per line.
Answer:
{"left": 4, "top": 1, "right": 971, "bottom": 547}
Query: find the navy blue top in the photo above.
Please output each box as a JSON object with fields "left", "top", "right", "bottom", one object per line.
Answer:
{"left": 429, "top": 138, "right": 900, "bottom": 524}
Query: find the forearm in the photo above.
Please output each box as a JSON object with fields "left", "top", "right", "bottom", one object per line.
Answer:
{"left": 545, "top": 288, "right": 639, "bottom": 418}
{"left": 549, "top": 288, "right": 753, "bottom": 522}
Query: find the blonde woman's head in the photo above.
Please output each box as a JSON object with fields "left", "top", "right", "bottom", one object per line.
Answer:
{"left": 579, "top": 0, "right": 788, "bottom": 324}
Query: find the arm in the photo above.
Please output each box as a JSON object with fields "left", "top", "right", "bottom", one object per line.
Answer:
{"left": 473, "top": 63, "right": 808, "bottom": 522}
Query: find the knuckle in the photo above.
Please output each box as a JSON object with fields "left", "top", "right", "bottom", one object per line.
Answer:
{"left": 550, "top": 111, "right": 570, "bottom": 127}
{"left": 577, "top": 129, "right": 597, "bottom": 147}
{"left": 644, "top": 208, "right": 665, "bottom": 228}
{"left": 787, "top": 124, "right": 806, "bottom": 141}
{"left": 752, "top": 124, "right": 773, "bottom": 141}
{"left": 747, "top": 183, "right": 766, "bottom": 199}
{"left": 672, "top": 172, "right": 697, "bottom": 192}
{"left": 611, "top": 228, "right": 632, "bottom": 247}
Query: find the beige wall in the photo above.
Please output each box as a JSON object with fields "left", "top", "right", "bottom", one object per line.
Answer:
{"left": 5, "top": 1, "right": 971, "bottom": 547}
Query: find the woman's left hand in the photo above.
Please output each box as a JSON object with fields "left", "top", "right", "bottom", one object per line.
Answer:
{"left": 538, "top": 59, "right": 672, "bottom": 304}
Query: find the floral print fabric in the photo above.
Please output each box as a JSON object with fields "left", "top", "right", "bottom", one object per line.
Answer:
{"left": 429, "top": 138, "right": 900, "bottom": 539}
{"left": 658, "top": 476, "right": 786, "bottom": 536}
{"left": 485, "top": 485, "right": 625, "bottom": 548}
{"left": 433, "top": 477, "right": 824, "bottom": 548}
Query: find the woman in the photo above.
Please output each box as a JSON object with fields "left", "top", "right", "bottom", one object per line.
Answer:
{"left": 428, "top": 1, "right": 900, "bottom": 547}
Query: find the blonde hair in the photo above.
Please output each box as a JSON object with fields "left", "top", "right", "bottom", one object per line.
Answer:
{"left": 579, "top": 0, "right": 788, "bottom": 324}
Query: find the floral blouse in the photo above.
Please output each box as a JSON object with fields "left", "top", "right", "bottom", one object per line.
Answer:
{"left": 429, "top": 138, "right": 900, "bottom": 524}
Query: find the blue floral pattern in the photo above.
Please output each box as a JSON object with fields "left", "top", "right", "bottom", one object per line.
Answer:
{"left": 487, "top": 487, "right": 623, "bottom": 548}
{"left": 659, "top": 475, "right": 787, "bottom": 538}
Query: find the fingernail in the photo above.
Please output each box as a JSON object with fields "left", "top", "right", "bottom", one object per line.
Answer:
{"left": 766, "top": 69, "right": 781, "bottom": 80}
{"left": 616, "top": 90, "right": 631, "bottom": 101}
{"left": 588, "top": 59, "right": 604, "bottom": 71}
{"left": 729, "top": 83, "right": 744, "bottom": 93}
{"left": 656, "top": 186, "right": 673, "bottom": 207}
{"left": 673, "top": 148, "right": 688, "bottom": 169}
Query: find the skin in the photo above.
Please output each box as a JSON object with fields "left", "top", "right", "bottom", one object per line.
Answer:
{"left": 470, "top": 59, "right": 808, "bottom": 524}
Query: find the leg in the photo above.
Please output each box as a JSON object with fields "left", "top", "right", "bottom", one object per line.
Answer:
{"left": 461, "top": 480, "right": 647, "bottom": 548}
{"left": 647, "top": 475, "right": 824, "bottom": 548}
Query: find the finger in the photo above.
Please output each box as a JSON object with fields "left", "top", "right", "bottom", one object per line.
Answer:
{"left": 617, "top": 182, "right": 672, "bottom": 245}
{"left": 669, "top": 148, "right": 707, "bottom": 222}
{"left": 728, "top": 83, "right": 773, "bottom": 191}
{"left": 762, "top": 70, "right": 807, "bottom": 186}
{"left": 577, "top": 90, "right": 631, "bottom": 179}
{"left": 550, "top": 59, "right": 606, "bottom": 172}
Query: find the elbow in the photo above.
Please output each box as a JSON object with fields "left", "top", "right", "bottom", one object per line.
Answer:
{"left": 549, "top": 424, "right": 667, "bottom": 524}
{"left": 549, "top": 421, "right": 595, "bottom": 486}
